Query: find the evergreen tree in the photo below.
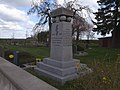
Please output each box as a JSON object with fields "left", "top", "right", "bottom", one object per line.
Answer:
{"left": 93, "top": 0, "right": 120, "bottom": 48}
{"left": 112, "top": 0, "right": 120, "bottom": 48}
{"left": 37, "top": 31, "right": 49, "bottom": 43}
{"left": 93, "top": 0, "right": 114, "bottom": 35}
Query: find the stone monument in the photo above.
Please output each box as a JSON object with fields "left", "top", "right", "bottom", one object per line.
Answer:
{"left": 35, "top": 7, "right": 79, "bottom": 84}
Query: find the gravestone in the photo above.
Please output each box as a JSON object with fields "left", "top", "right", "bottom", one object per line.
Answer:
{"left": 35, "top": 7, "right": 79, "bottom": 84}
{"left": 4, "top": 51, "right": 19, "bottom": 66}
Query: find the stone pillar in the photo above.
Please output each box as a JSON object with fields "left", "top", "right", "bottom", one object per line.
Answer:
{"left": 36, "top": 8, "right": 79, "bottom": 84}
{"left": 50, "top": 8, "right": 73, "bottom": 61}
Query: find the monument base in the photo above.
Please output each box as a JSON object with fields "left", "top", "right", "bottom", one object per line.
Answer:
{"left": 35, "top": 58, "right": 79, "bottom": 84}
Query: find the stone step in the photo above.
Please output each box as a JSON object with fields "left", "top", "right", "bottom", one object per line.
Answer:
{"left": 43, "top": 58, "right": 76, "bottom": 68}
{"left": 37, "top": 62, "right": 76, "bottom": 76}
{"left": 35, "top": 67, "right": 78, "bottom": 84}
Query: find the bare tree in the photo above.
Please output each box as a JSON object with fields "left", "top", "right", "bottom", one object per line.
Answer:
{"left": 60, "top": 0, "right": 93, "bottom": 52}
{"left": 28, "top": 0, "right": 93, "bottom": 48}
{"left": 85, "top": 23, "right": 94, "bottom": 48}
{"left": 28, "top": 0, "right": 58, "bottom": 46}
{"left": 63, "top": 0, "right": 93, "bottom": 42}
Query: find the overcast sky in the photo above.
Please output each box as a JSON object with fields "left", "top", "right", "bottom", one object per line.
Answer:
{"left": 0, "top": 0, "right": 102, "bottom": 39}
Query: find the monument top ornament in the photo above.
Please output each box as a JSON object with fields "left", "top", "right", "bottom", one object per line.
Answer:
{"left": 50, "top": 7, "right": 74, "bottom": 17}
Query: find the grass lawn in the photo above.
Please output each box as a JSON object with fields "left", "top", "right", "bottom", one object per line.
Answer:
{"left": 4, "top": 45, "right": 120, "bottom": 64}
{"left": 4, "top": 45, "right": 50, "bottom": 59}
{"left": 2, "top": 44, "right": 120, "bottom": 90}
{"left": 77, "top": 47, "right": 120, "bottom": 65}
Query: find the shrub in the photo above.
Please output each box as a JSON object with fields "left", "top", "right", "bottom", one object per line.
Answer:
{"left": 77, "top": 61, "right": 120, "bottom": 90}
{"left": 77, "top": 45, "right": 84, "bottom": 51}
{"left": 19, "top": 51, "right": 35, "bottom": 64}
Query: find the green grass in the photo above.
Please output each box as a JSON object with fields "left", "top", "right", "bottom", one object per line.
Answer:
{"left": 4, "top": 45, "right": 120, "bottom": 64}
{"left": 26, "top": 68, "right": 64, "bottom": 89}
{"left": 76, "top": 47, "right": 120, "bottom": 65}
{"left": 26, "top": 68, "right": 85, "bottom": 90}
{"left": 4, "top": 45, "right": 50, "bottom": 59}
{"left": 2, "top": 44, "right": 120, "bottom": 90}
{"left": 27, "top": 61, "right": 120, "bottom": 90}
{"left": 2, "top": 45, "right": 50, "bottom": 64}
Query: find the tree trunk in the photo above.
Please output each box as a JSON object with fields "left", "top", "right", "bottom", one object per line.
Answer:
{"left": 112, "top": 0, "right": 120, "bottom": 48}
{"left": 112, "top": 29, "right": 120, "bottom": 48}
{"left": 76, "top": 28, "right": 80, "bottom": 51}
{"left": 48, "top": 16, "right": 51, "bottom": 48}
{"left": 76, "top": 28, "right": 80, "bottom": 45}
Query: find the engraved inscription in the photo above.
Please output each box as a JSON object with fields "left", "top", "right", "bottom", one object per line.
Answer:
{"left": 55, "top": 24, "right": 59, "bottom": 35}
{"left": 52, "top": 24, "right": 62, "bottom": 46}
{"left": 51, "top": 24, "right": 72, "bottom": 46}
{"left": 52, "top": 37, "right": 62, "bottom": 46}
{"left": 63, "top": 29, "right": 72, "bottom": 46}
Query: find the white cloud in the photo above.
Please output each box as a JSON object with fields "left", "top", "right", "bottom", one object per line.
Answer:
{"left": 57, "top": 0, "right": 98, "bottom": 21}
{"left": 0, "top": 2, "right": 35, "bottom": 38}
{"left": 80, "top": 0, "right": 98, "bottom": 11}
{"left": 0, "top": 0, "right": 31, "bottom": 7}
{"left": 0, "top": 0, "right": 99, "bottom": 38}
{"left": 0, "top": 4, "right": 29, "bottom": 22}
{"left": 57, "top": 0, "right": 98, "bottom": 11}
{"left": 57, "top": 0, "right": 64, "bottom": 5}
